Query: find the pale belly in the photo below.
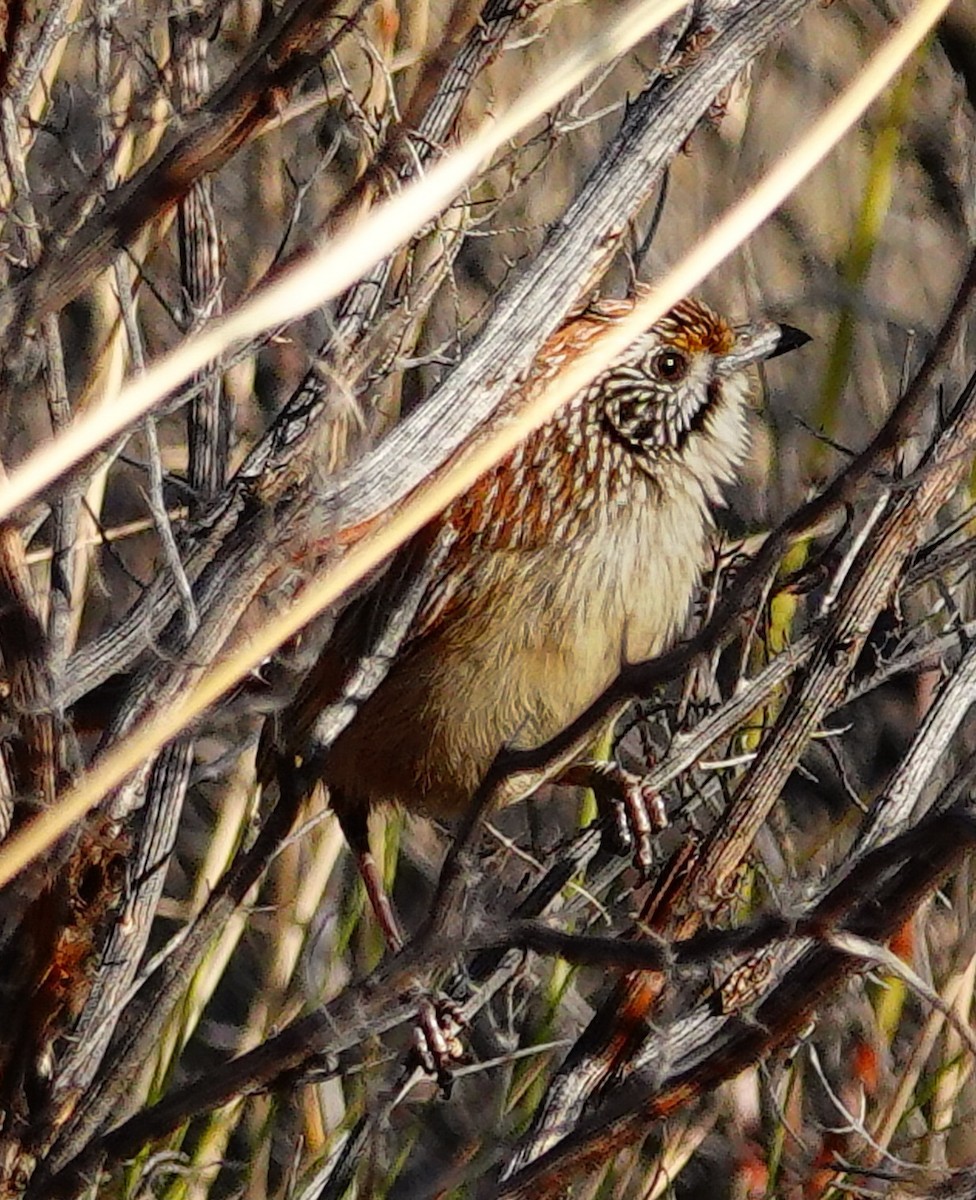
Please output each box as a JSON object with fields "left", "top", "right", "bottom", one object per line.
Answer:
{"left": 322, "top": 489, "right": 711, "bottom": 817}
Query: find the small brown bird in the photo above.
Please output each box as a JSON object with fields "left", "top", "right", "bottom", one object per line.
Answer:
{"left": 260, "top": 293, "right": 808, "bottom": 947}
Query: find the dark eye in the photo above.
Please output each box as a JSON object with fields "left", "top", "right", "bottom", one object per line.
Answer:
{"left": 651, "top": 350, "right": 688, "bottom": 382}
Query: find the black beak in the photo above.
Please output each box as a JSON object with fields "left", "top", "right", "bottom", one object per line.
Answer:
{"left": 767, "top": 323, "right": 812, "bottom": 360}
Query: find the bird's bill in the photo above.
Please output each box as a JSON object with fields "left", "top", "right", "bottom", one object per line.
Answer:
{"left": 716, "top": 320, "right": 811, "bottom": 374}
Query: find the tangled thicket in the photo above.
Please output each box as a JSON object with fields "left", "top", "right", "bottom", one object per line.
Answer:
{"left": 1, "top": 3, "right": 975, "bottom": 1198}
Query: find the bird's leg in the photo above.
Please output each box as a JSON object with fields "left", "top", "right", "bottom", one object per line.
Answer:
{"left": 558, "top": 760, "right": 667, "bottom": 876}
{"left": 334, "top": 800, "right": 405, "bottom": 954}
{"left": 334, "top": 801, "right": 464, "bottom": 1085}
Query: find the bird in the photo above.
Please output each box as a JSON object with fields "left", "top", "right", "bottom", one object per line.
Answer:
{"left": 259, "top": 292, "right": 810, "bottom": 951}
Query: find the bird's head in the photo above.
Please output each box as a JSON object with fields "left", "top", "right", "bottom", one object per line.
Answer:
{"left": 598, "top": 297, "right": 809, "bottom": 493}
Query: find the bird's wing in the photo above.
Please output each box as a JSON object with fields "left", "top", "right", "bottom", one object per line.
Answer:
{"left": 256, "top": 526, "right": 454, "bottom": 779}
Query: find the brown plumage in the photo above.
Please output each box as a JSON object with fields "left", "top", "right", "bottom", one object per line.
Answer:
{"left": 259, "top": 294, "right": 807, "bottom": 927}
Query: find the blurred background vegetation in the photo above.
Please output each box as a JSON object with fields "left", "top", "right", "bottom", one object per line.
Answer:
{"left": 2, "top": 2, "right": 976, "bottom": 1198}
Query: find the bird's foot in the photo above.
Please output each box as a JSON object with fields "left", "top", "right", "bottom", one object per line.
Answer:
{"left": 562, "top": 760, "right": 667, "bottom": 877}
{"left": 411, "top": 994, "right": 467, "bottom": 1094}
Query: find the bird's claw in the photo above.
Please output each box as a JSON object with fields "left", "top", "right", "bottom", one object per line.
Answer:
{"left": 411, "top": 995, "right": 467, "bottom": 1093}
{"left": 582, "top": 762, "right": 667, "bottom": 877}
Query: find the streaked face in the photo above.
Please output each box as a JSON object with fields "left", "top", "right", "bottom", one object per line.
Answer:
{"left": 599, "top": 298, "right": 799, "bottom": 461}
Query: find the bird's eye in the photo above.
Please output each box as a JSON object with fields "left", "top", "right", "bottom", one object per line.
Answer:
{"left": 651, "top": 350, "right": 688, "bottom": 382}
